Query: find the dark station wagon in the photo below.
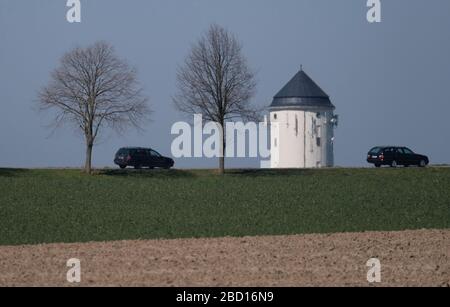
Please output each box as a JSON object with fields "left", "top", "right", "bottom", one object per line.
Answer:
{"left": 114, "top": 147, "right": 174, "bottom": 169}
{"left": 367, "top": 146, "right": 429, "bottom": 168}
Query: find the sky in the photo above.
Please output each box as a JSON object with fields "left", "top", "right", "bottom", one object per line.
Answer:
{"left": 0, "top": 0, "right": 449, "bottom": 168}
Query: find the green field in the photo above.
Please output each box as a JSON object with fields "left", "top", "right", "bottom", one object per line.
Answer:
{"left": 0, "top": 168, "right": 449, "bottom": 246}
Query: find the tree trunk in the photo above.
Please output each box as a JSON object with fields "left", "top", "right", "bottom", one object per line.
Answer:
{"left": 218, "top": 122, "right": 225, "bottom": 175}
{"left": 219, "top": 156, "right": 225, "bottom": 175}
{"left": 85, "top": 142, "right": 93, "bottom": 174}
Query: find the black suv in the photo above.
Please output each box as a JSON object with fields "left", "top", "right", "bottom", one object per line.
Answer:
{"left": 114, "top": 147, "right": 174, "bottom": 169}
{"left": 367, "top": 146, "right": 429, "bottom": 168}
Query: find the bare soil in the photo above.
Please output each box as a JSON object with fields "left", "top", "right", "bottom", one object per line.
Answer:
{"left": 0, "top": 229, "right": 448, "bottom": 287}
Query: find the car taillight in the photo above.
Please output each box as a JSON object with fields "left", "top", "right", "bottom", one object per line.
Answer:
{"left": 380, "top": 154, "right": 384, "bottom": 161}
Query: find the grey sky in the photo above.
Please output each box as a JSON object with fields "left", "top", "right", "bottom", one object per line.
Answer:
{"left": 1, "top": 0, "right": 449, "bottom": 168}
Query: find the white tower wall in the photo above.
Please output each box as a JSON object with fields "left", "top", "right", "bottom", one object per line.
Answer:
{"left": 270, "top": 109, "right": 334, "bottom": 168}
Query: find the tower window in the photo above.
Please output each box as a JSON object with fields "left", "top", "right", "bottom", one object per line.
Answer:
{"left": 273, "top": 113, "right": 277, "bottom": 120}
{"left": 316, "top": 137, "right": 321, "bottom": 147}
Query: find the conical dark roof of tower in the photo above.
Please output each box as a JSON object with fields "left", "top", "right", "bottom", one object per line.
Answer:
{"left": 270, "top": 69, "right": 335, "bottom": 109}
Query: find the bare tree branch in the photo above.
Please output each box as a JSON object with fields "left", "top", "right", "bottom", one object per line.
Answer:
{"left": 38, "top": 41, "right": 151, "bottom": 174}
{"left": 173, "top": 24, "right": 259, "bottom": 174}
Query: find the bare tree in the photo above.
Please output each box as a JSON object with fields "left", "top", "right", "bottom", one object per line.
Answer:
{"left": 38, "top": 42, "right": 150, "bottom": 174}
{"left": 174, "top": 24, "right": 258, "bottom": 174}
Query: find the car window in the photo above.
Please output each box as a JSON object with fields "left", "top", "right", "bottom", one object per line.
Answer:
{"left": 396, "top": 148, "right": 404, "bottom": 154}
{"left": 383, "top": 148, "right": 393, "bottom": 153}
{"left": 117, "top": 149, "right": 128, "bottom": 156}
{"left": 135, "top": 149, "right": 147, "bottom": 156}
{"left": 150, "top": 150, "right": 161, "bottom": 157}
{"left": 369, "top": 147, "right": 382, "bottom": 154}
{"left": 403, "top": 148, "right": 414, "bottom": 154}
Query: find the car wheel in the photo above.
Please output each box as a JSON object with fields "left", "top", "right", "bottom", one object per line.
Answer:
{"left": 390, "top": 160, "right": 398, "bottom": 168}
{"left": 375, "top": 164, "right": 381, "bottom": 168}
{"left": 119, "top": 165, "right": 126, "bottom": 169}
{"left": 419, "top": 160, "right": 427, "bottom": 168}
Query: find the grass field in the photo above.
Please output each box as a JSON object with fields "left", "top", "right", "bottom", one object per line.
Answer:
{"left": 0, "top": 167, "right": 449, "bottom": 246}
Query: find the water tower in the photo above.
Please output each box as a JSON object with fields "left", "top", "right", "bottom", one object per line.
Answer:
{"left": 269, "top": 68, "right": 338, "bottom": 168}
